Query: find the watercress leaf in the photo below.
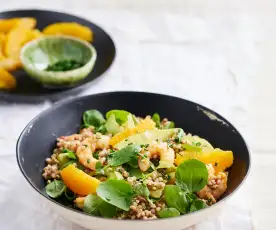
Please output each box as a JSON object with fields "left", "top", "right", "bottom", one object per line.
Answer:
{"left": 96, "top": 179, "right": 134, "bottom": 211}
{"left": 158, "top": 207, "right": 180, "bottom": 218}
{"left": 189, "top": 199, "right": 207, "bottom": 212}
{"left": 174, "top": 129, "right": 184, "bottom": 143}
{"left": 64, "top": 188, "right": 76, "bottom": 201}
{"left": 83, "top": 110, "right": 105, "bottom": 127}
{"left": 163, "top": 121, "right": 175, "bottom": 129}
{"left": 182, "top": 143, "right": 202, "bottom": 152}
{"left": 45, "top": 180, "right": 66, "bottom": 198}
{"left": 106, "top": 110, "right": 131, "bottom": 125}
{"left": 60, "top": 159, "right": 77, "bottom": 170}
{"left": 96, "top": 162, "right": 103, "bottom": 170}
{"left": 83, "top": 194, "right": 102, "bottom": 216}
{"left": 175, "top": 159, "right": 208, "bottom": 192}
{"left": 129, "top": 168, "right": 143, "bottom": 179}
{"left": 133, "top": 183, "right": 150, "bottom": 198}
{"left": 96, "top": 124, "right": 108, "bottom": 134}
{"left": 109, "top": 144, "right": 141, "bottom": 167}
{"left": 99, "top": 201, "right": 117, "bottom": 218}
{"left": 61, "top": 148, "right": 77, "bottom": 159}
{"left": 152, "top": 113, "right": 161, "bottom": 128}
{"left": 164, "top": 185, "right": 189, "bottom": 214}
{"left": 128, "top": 156, "right": 139, "bottom": 168}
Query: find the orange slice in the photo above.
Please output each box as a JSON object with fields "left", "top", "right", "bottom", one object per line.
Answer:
{"left": 0, "top": 18, "right": 20, "bottom": 33}
{"left": 109, "top": 117, "right": 156, "bottom": 146}
{"left": 4, "top": 28, "right": 30, "bottom": 58}
{"left": 60, "top": 164, "right": 100, "bottom": 196}
{"left": 175, "top": 149, "right": 233, "bottom": 173}
{"left": 0, "top": 57, "right": 22, "bottom": 71}
{"left": 43, "top": 22, "right": 93, "bottom": 42}
{"left": 15, "top": 18, "right": 36, "bottom": 30}
{"left": 0, "top": 68, "right": 16, "bottom": 89}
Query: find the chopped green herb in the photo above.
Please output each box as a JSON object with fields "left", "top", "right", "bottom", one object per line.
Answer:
{"left": 84, "top": 144, "right": 88, "bottom": 147}
{"left": 87, "top": 159, "right": 91, "bottom": 164}
{"left": 46, "top": 59, "right": 85, "bottom": 72}
{"left": 214, "top": 162, "right": 218, "bottom": 166}
{"left": 195, "top": 142, "right": 201, "bottom": 146}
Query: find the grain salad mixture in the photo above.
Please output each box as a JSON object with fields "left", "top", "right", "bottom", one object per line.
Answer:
{"left": 43, "top": 110, "right": 234, "bottom": 219}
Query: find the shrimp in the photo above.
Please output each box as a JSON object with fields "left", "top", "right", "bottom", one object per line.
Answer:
{"left": 76, "top": 133, "right": 110, "bottom": 170}
{"left": 138, "top": 141, "right": 175, "bottom": 172}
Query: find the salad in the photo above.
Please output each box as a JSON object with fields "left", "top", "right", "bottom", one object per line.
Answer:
{"left": 42, "top": 110, "right": 234, "bottom": 220}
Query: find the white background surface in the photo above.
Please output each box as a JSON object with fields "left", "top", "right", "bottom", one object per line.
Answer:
{"left": 0, "top": 0, "right": 275, "bottom": 229}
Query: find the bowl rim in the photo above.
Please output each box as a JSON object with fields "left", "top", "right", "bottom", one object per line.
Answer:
{"left": 20, "top": 35, "right": 97, "bottom": 78}
{"left": 16, "top": 91, "right": 251, "bottom": 222}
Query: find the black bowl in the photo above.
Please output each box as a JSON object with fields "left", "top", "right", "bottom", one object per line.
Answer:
{"left": 16, "top": 92, "right": 250, "bottom": 225}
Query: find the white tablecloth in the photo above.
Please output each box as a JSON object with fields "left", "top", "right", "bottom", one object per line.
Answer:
{"left": 1, "top": 1, "right": 275, "bottom": 229}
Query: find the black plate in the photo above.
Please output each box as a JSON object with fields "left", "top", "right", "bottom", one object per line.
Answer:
{"left": 16, "top": 92, "right": 251, "bottom": 219}
{"left": 0, "top": 9, "right": 116, "bottom": 103}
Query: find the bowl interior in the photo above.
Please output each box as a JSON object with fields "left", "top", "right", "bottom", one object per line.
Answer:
{"left": 22, "top": 37, "right": 94, "bottom": 71}
{"left": 17, "top": 92, "right": 250, "bottom": 213}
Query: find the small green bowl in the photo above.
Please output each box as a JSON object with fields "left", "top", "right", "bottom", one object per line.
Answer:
{"left": 20, "top": 35, "right": 97, "bottom": 88}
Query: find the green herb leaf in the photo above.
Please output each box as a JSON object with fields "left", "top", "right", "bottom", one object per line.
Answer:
{"left": 83, "top": 194, "right": 102, "bottom": 216}
{"left": 61, "top": 148, "right": 77, "bottom": 159}
{"left": 189, "top": 199, "right": 207, "bottom": 212}
{"left": 45, "top": 180, "right": 66, "bottom": 198}
{"left": 175, "top": 159, "right": 208, "bottom": 193}
{"left": 158, "top": 207, "right": 180, "bottom": 218}
{"left": 83, "top": 110, "right": 105, "bottom": 128}
{"left": 106, "top": 110, "right": 131, "bottom": 125}
{"left": 99, "top": 200, "right": 117, "bottom": 218}
{"left": 109, "top": 144, "right": 140, "bottom": 167}
{"left": 59, "top": 159, "right": 77, "bottom": 170}
{"left": 164, "top": 185, "right": 189, "bottom": 214}
{"left": 96, "top": 124, "right": 108, "bottom": 134}
{"left": 163, "top": 121, "right": 175, "bottom": 129}
{"left": 64, "top": 188, "right": 76, "bottom": 201}
{"left": 96, "top": 179, "right": 134, "bottom": 211}
{"left": 129, "top": 168, "right": 143, "bottom": 179}
{"left": 181, "top": 143, "right": 202, "bottom": 152}
{"left": 133, "top": 183, "right": 150, "bottom": 198}
{"left": 45, "top": 59, "right": 85, "bottom": 71}
{"left": 174, "top": 129, "right": 184, "bottom": 143}
{"left": 152, "top": 113, "right": 161, "bottom": 128}
{"left": 128, "top": 156, "right": 139, "bottom": 168}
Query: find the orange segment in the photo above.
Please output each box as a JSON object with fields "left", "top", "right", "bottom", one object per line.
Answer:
{"left": 175, "top": 149, "right": 233, "bottom": 173}
{"left": 109, "top": 117, "right": 156, "bottom": 146}
{"left": 0, "top": 18, "right": 20, "bottom": 33}
{"left": 60, "top": 164, "right": 100, "bottom": 196}
{"left": 4, "top": 28, "right": 30, "bottom": 58}
{"left": 0, "top": 68, "right": 16, "bottom": 89}
{"left": 0, "top": 57, "right": 22, "bottom": 71}
{"left": 0, "top": 33, "right": 6, "bottom": 59}
{"left": 43, "top": 22, "right": 93, "bottom": 42}
{"left": 15, "top": 18, "right": 36, "bottom": 30}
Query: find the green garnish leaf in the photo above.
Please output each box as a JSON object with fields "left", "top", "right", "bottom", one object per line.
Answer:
{"left": 164, "top": 185, "right": 189, "bottom": 214}
{"left": 109, "top": 144, "right": 140, "bottom": 167}
{"left": 189, "top": 199, "right": 208, "bottom": 212}
{"left": 99, "top": 200, "right": 117, "bottom": 218}
{"left": 45, "top": 180, "right": 66, "bottom": 198}
{"left": 174, "top": 129, "right": 184, "bottom": 143}
{"left": 163, "top": 121, "right": 175, "bottom": 129}
{"left": 61, "top": 148, "right": 77, "bottom": 159}
{"left": 158, "top": 207, "right": 180, "bottom": 218}
{"left": 83, "top": 194, "right": 102, "bottom": 216}
{"left": 106, "top": 110, "right": 131, "bottom": 125}
{"left": 64, "top": 188, "right": 76, "bottom": 201}
{"left": 133, "top": 183, "right": 150, "bottom": 198}
{"left": 59, "top": 159, "right": 77, "bottom": 170}
{"left": 175, "top": 159, "right": 208, "bottom": 193}
{"left": 96, "top": 179, "right": 134, "bottom": 211}
{"left": 128, "top": 168, "right": 143, "bottom": 179}
{"left": 83, "top": 110, "right": 105, "bottom": 128}
{"left": 152, "top": 113, "right": 161, "bottom": 128}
